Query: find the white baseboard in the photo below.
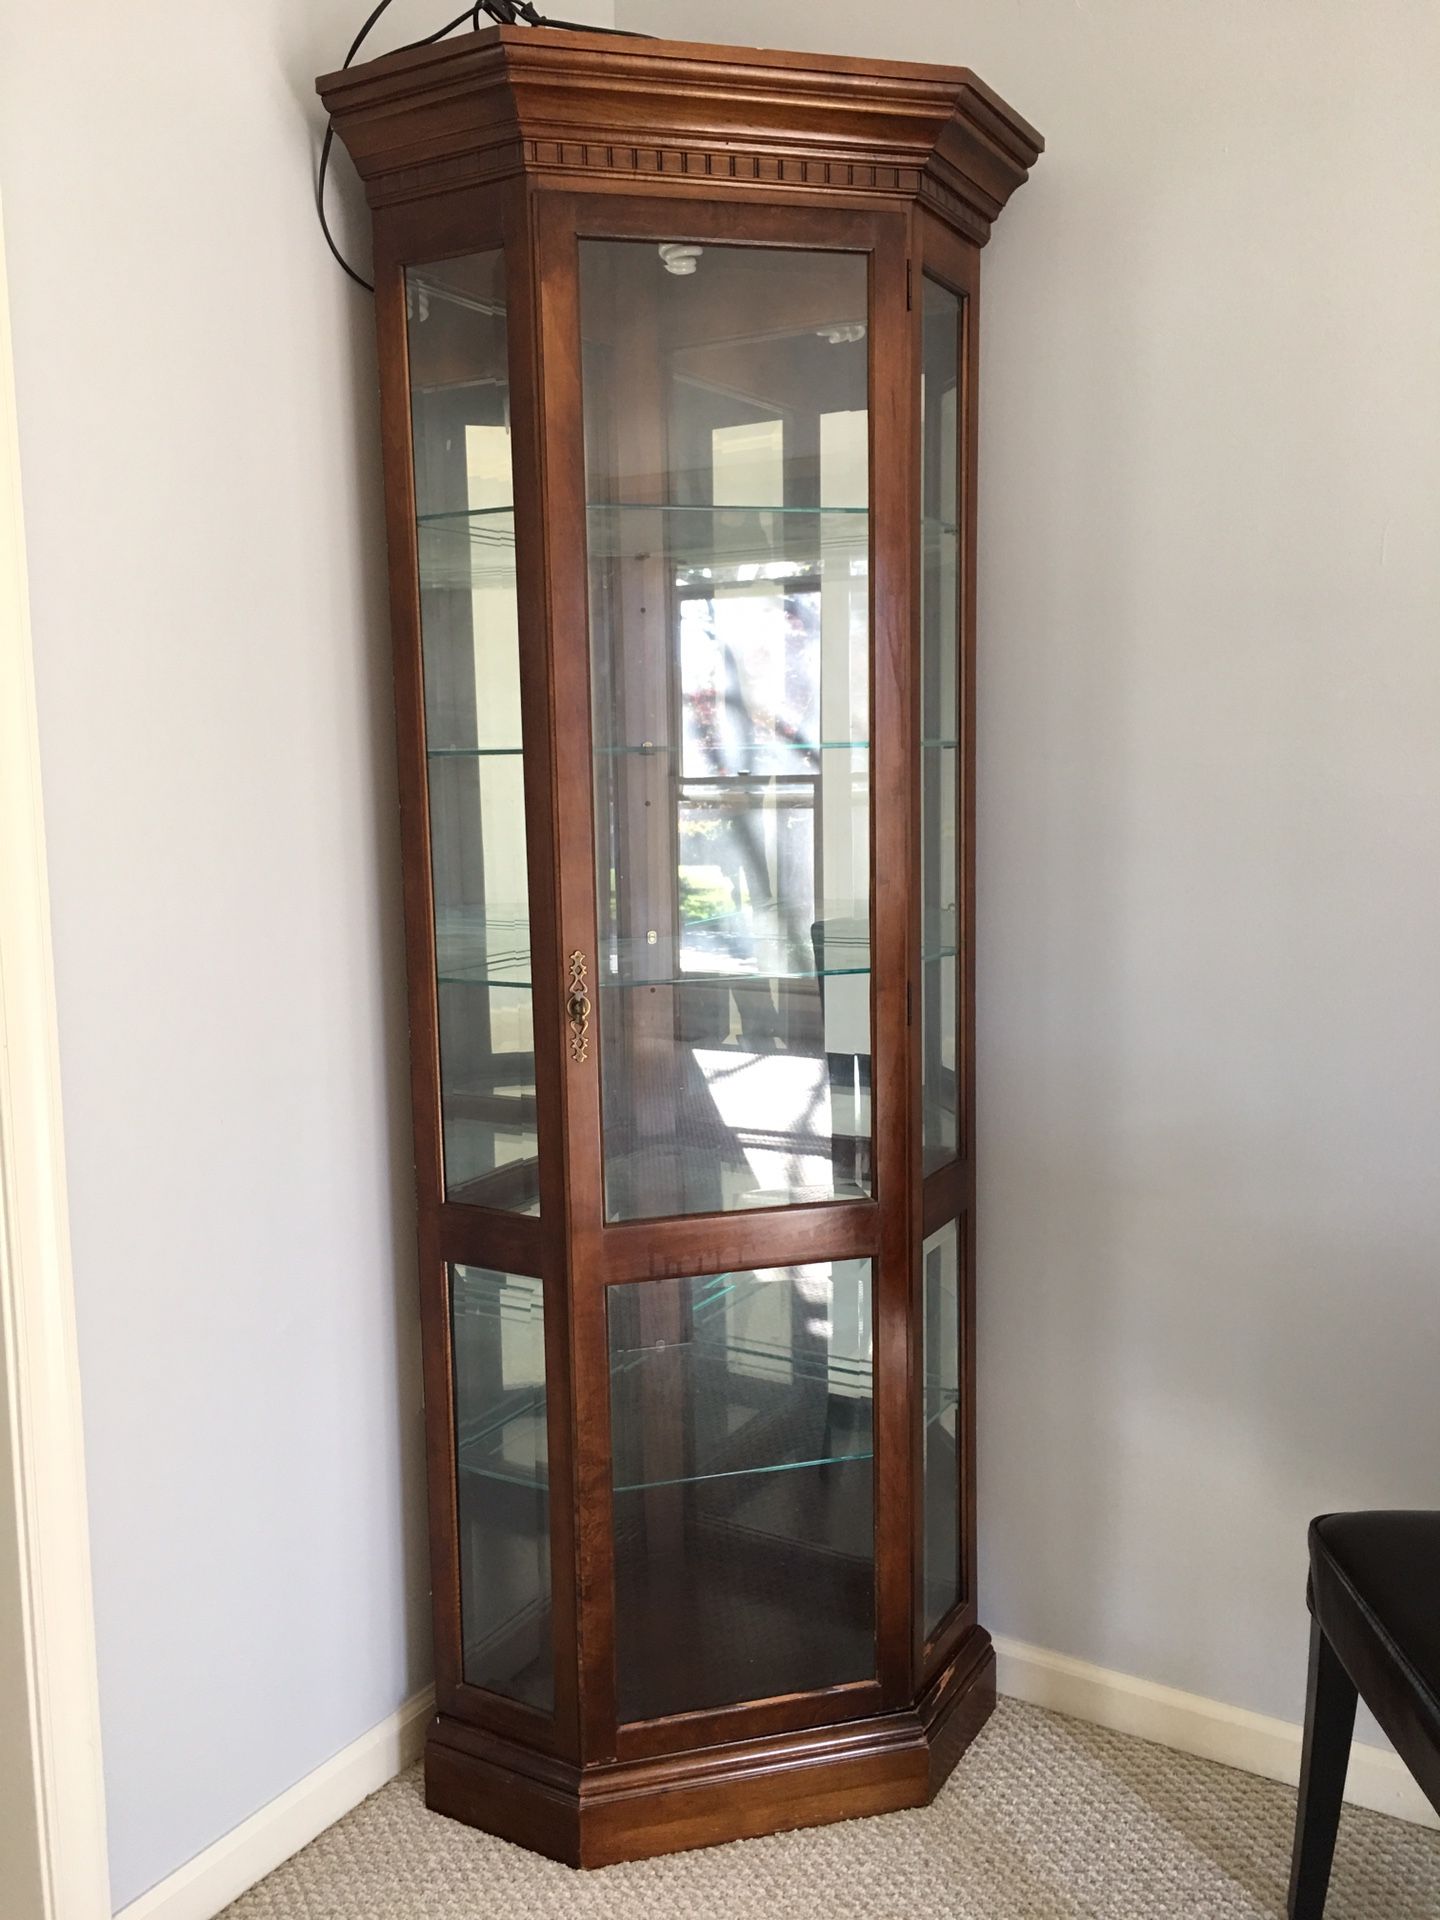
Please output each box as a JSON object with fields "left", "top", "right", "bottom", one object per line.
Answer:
{"left": 115, "top": 1690, "right": 435, "bottom": 1920}
{"left": 112, "top": 1643, "right": 1435, "bottom": 1920}
{"left": 995, "top": 1636, "right": 1438, "bottom": 1831}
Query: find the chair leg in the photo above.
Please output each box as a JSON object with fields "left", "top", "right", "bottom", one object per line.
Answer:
{"left": 1288, "top": 1618, "right": 1358, "bottom": 1919}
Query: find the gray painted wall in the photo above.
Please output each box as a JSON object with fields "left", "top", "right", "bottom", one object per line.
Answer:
{"left": 618, "top": 0, "right": 1440, "bottom": 1741}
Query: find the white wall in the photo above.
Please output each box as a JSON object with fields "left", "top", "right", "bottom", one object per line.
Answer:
{"left": 618, "top": 0, "right": 1440, "bottom": 1742}
{"left": 0, "top": 1, "right": 607, "bottom": 1909}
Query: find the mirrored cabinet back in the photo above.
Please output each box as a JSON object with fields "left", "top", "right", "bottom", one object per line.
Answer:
{"left": 317, "top": 22, "right": 1041, "bottom": 1867}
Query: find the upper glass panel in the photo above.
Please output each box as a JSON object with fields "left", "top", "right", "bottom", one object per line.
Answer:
{"left": 920, "top": 278, "right": 962, "bottom": 1174}
{"left": 408, "top": 253, "right": 538, "bottom": 1212}
{"left": 608, "top": 1259, "right": 875, "bottom": 1723}
{"left": 579, "top": 240, "right": 872, "bottom": 1223}
{"left": 451, "top": 1265, "right": 552, "bottom": 1711}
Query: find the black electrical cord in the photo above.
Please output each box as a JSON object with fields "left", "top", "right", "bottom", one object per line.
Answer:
{"left": 317, "top": 0, "right": 649, "bottom": 293}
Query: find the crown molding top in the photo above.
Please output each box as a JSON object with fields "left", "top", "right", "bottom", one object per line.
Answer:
{"left": 317, "top": 25, "right": 1042, "bottom": 242}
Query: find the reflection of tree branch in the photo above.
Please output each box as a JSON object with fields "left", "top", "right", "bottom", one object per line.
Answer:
{"left": 714, "top": 638, "right": 774, "bottom": 912}
{"left": 680, "top": 593, "right": 824, "bottom": 978}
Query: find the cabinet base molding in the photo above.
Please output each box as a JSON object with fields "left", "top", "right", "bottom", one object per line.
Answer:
{"left": 425, "top": 1629, "right": 996, "bottom": 1867}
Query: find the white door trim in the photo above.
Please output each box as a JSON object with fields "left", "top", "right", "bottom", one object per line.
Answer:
{"left": 0, "top": 184, "right": 113, "bottom": 1920}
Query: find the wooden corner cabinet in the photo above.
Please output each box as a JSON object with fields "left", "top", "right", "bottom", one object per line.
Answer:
{"left": 318, "top": 23, "right": 1040, "bottom": 1868}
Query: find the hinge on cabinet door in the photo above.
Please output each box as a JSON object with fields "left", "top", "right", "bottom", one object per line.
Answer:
{"left": 906, "top": 260, "right": 913, "bottom": 311}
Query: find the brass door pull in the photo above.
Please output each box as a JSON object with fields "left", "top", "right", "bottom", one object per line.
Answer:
{"left": 566, "top": 951, "right": 591, "bottom": 1063}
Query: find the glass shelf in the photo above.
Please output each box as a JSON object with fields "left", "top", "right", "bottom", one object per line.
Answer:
{"left": 610, "top": 1343, "right": 872, "bottom": 1494}
{"left": 923, "top": 904, "right": 959, "bottom": 953}
{"left": 428, "top": 744, "right": 524, "bottom": 758}
{"left": 416, "top": 503, "right": 954, "bottom": 597}
{"left": 452, "top": 1269, "right": 550, "bottom": 1491}
{"left": 417, "top": 506, "right": 521, "bottom": 524}
{"left": 456, "top": 1357, "right": 952, "bottom": 1499}
{"left": 435, "top": 909, "right": 534, "bottom": 990}
{"left": 598, "top": 739, "right": 869, "bottom": 757}
{"left": 439, "top": 960, "right": 874, "bottom": 991}
{"left": 592, "top": 501, "right": 869, "bottom": 590}
{"left": 596, "top": 500, "right": 871, "bottom": 516}
{"left": 417, "top": 501, "right": 876, "bottom": 594}
{"left": 435, "top": 910, "right": 874, "bottom": 992}
{"left": 415, "top": 503, "right": 953, "bottom": 528}
{"left": 428, "top": 741, "right": 866, "bottom": 760}
{"left": 435, "top": 911, "right": 959, "bottom": 991}
{"left": 416, "top": 507, "right": 517, "bottom": 593}
{"left": 457, "top": 1391, "right": 955, "bottom": 1495}
{"left": 417, "top": 501, "right": 952, "bottom": 534}
{"left": 456, "top": 1393, "right": 548, "bottom": 1489}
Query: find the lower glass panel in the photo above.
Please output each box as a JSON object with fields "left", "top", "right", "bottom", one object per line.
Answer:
{"left": 608, "top": 1260, "right": 875, "bottom": 1723}
{"left": 452, "top": 1265, "right": 552, "bottom": 1711}
{"left": 921, "top": 1221, "right": 963, "bottom": 1638}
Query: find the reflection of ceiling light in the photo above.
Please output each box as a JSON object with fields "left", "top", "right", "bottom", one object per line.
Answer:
{"left": 817, "top": 323, "right": 865, "bottom": 345}
{"left": 659, "top": 243, "right": 703, "bottom": 276}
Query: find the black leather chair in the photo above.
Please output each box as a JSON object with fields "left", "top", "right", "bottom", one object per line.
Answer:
{"left": 1288, "top": 1511, "right": 1440, "bottom": 1917}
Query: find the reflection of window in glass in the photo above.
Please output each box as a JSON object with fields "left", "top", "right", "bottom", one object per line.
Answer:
{"left": 462, "top": 424, "right": 531, "bottom": 1091}
{"left": 712, "top": 417, "right": 783, "bottom": 507}
{"left": 581, "top": 240, "right": 874, "bottom": 1222}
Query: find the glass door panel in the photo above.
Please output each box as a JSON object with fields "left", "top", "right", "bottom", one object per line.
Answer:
{"left": 451, "top": 1265, "right": 552, "bottom": 1710}
{"left": 920, "top": 1221, "right": 962, "bottom": 1637}
{"left": 608, "top": 1260, "right": 875, "bottom": 1723}
{"left": 409, "top": 252, "right": 538, "bottom": 1211}
{"left": 920, "top": 278, "right": 962, "bottom": 1172}
{"left": 579, "top": 242, "right": 872, "bottom": 1222}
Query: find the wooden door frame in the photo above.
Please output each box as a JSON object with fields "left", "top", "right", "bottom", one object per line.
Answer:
{"left": 0, "top": 185, "right": 112, "bottom": 1920}
{"left": 532, "top": 188, "right": 916, "bottom": 1760}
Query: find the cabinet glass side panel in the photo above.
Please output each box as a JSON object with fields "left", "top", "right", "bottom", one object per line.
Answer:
{"left": 608, "top": 1260, "right": 875, "bottom": 1724}
{"left": 579, "top": 240, "right": 872, "bottom": 1222}
{"left": 920, "top": 278, "right": 962, "bottom": 1174}
{"left": 921, "top": 1220, "right": 963, "bottom": 1638}
{"left": 451, "top": 1265, "right": 553, "bottom": 1711}
{"left": 409, "top": 253, "right": 538, "bottom": 1213}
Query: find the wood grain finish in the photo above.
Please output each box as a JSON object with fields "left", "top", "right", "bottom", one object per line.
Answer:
{"left": 319, "top": 26, "right": 1041, "bottom": 244}
{"left": 913, "top": 209, "right": 984, "bottom": 1688}
{"left": 322, "top": 23, "right": 1039, "bottom": 1866}
{"left": 426, "top": 1626, "right": 995, "bottom": 1867}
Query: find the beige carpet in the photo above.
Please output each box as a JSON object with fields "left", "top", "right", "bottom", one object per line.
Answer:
{"left": 221, "top": 1699, "right": 1440, "bottom": 1918}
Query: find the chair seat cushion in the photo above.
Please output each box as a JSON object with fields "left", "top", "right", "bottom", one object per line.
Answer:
{"left": 1309, "top": 1510, "right": 1440, "bottom": 1814}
